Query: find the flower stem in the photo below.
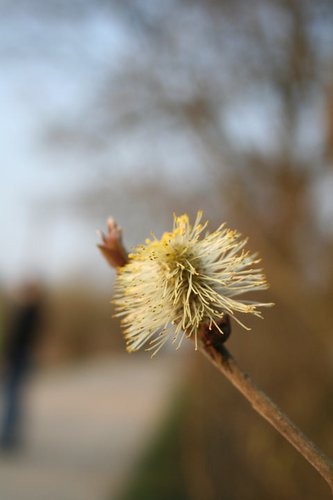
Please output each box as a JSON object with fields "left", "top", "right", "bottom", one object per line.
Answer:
{"left": 199, "top": 330, "right": 333, "bottom": 494}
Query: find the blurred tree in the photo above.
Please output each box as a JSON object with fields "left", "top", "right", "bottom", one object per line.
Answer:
{"left": 43, "top": 1, "right": 333, "bottom": 496}
{"left": 42, "top": 0, "right": 333, "bottom": 328}
{"left": 2, "top": 0, "right": 333, "bottom": 497}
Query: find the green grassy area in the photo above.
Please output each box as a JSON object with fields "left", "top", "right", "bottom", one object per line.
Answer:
{"left": 119, "top": 388, "right": 191, "bottom": 500}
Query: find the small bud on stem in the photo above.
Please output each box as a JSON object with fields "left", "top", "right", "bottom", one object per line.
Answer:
{"left": 97, "top": 217, "right": 128, "bottom": 268}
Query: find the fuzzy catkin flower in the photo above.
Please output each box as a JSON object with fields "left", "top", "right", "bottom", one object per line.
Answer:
{"left": 113, "top": 212, "right": 272, "bottom": 355}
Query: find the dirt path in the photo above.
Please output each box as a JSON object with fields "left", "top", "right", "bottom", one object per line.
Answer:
{"left": 0, "top": 354, "right": 185, "bottom": 500}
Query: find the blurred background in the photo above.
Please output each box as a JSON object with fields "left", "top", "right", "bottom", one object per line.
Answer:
{"left": 1, "top": 0, "right": 333, "bottom": 498}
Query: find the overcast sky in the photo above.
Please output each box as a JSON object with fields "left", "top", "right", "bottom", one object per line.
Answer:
{"left": 0, "top": 3, "right": 122, "bottom": 286}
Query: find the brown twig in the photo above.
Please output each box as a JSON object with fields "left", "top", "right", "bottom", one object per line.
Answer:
{"left": 199, "top": 326, "right": 333, "bottom": 494}
{"left": 97, "top": 216, "right": 333, "bottom": 495}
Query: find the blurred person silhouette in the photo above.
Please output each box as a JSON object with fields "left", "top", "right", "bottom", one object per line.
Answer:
{"left": 0, "top": 281, "right": 44, "bottom": 450}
